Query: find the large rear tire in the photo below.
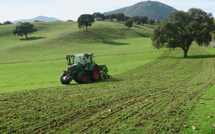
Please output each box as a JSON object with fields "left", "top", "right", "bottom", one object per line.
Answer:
{"left": 60, "top": 71, "right": 70, "bottom": 84}
{"left": 77, "top": 71, "right": 88, "bottom": 84}
{"left": 91, "top": 65, "right": 100, "bottom": 82}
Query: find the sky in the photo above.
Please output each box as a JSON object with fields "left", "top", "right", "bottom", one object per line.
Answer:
{"left": 0, "top": 0, "right": 215, "bottom": 23}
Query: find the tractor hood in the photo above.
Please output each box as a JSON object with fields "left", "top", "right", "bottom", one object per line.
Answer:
{"left": 68, "top": 64, "right": 77, "bottom": 72}
{"left": 68, "top": 63, "right": 83, "bottom": 74}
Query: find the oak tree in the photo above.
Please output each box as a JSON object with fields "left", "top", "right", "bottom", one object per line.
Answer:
{"left": 13, "top": 22, "right": 37, "bottom": 39}
{"left": 124, "top": 19, "right": 133, "bottom": 29}
{"left": 78, "top": 14, "right": 95, "bottom": 31}
{"left": 152, "top": 8, "right": 214, "bottom": 57}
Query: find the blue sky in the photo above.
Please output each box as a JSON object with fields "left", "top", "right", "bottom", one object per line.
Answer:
{"left": 0, "top": 0, "right": 215, "bottom": 23}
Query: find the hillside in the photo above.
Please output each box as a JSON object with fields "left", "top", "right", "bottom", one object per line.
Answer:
{"left": 12, "top": 16, "right": 62, "bottom": 23}
{"left": 0, "top": 21, "right": 215, "bottom": 133}
{"left": 104, "top": 1, "right": 177, "bottom": 20}
{"left": 0, "top": 21, "right": 155, "bottom": 93}
{"left": 0, "top": 21, "right": 152, "bottom": 64}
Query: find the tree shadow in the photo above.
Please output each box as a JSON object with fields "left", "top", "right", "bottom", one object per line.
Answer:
{"left": 86, "top": 31, "right": 130, "bottom": 45}
{"left": 20, "top": 37, "right": 45, "bottom": 41}
{"left": 101, "top": 40, "right": 129, "bottom": 45}
{"left": 161, "top": 54, "right": 215, "bottom": 59}
{"left": 135, "top": 31, "right": 150, "bottom": 37}
{"left": 184, "top": 55, "right": 215, "bottom": 59}
{"left": 93, "top": 37, "right": 129, "bottom": 45}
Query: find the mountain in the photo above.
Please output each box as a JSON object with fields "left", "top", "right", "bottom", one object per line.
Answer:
{"left": 12, "top": 16, "right": 62, "bottom": 23}
{"left": 104, "top": 1, "right": 177, "bottom": 20}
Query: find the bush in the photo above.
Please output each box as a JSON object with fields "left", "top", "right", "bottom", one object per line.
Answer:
{"left": 3, "top": 21, "right": 12, "bottom": 25}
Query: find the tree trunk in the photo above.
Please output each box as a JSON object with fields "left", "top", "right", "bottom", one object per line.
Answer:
{"left": 25, "top": 34, "right": 28, "bottom": 39}
{"left": 183, "top": 48, "right": 188, "bottom": 57}
{"left": 86, "top": 26, "right": 88, "bottom": 32}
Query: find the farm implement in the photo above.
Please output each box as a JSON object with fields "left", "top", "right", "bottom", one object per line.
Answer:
{"left": 60, "top": 53, "right": 110, "bottom": 84}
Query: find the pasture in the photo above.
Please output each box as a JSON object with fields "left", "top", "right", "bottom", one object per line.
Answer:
{"left": 0, "top": 21, "right": 214, "bottom": 133}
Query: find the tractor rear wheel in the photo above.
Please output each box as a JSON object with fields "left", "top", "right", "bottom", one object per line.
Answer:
{"left": 91, "top": 65, "right": 100, "bottom": 82}
{"left": 60, "top": 71, "right": 70, "bottom": 84}
{"left": 77, "top": 71, "right": 88, "bottom": 84}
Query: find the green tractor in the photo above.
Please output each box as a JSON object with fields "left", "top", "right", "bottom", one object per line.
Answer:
{"left": 60, "top": 53, "right": 110, "bottom": 84}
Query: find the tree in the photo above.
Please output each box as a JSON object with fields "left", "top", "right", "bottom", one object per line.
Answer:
{"left": 3, "top": 21, "right": 12, "bottom": 25}
{"left": 116, "top": 13, "right": 125, "bottom": 22}
{"left": 124, "top": 19, "right": 133, "bottom": 29}
{"left": 148, "top": 19, "right": 155, "bottom": 25}
{"left": 77, "top": 14, "right": 95, "bottom": 31}
{"left": 92, "top": 12, "right": 105, "bottom": 21}
{"left": 124, "top": 16, "right": 131, "bottom": 21}
{"left": 139, "top": 16, "right": 148, "bottom": 25}
{"left": 212, "top": 31, "right": 215, "bottom": 41}
{"left": 109, "top": 14, "right": 116, "bottom": 21}
{"left": 152, "top": 8, "right": 214, "bottom": 57}
{"left": 13, "top": 22, "right": 37, "bottom": 39}
{"left": 131, "top": 16, "right": 140, "bottom": 23}
{"left": 137, "top": 20, "right": 141, "bottom": 25}
{"left": 104, "top": 15, "right": 110, "bottom": 20}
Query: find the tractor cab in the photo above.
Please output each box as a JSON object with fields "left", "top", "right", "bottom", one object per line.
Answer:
{"left": 66, "top": 53, "right": 93, "bottom": 65}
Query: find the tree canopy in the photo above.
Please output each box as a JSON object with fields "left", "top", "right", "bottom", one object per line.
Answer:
{"left": 139, "top": 16, "right": 148, "bottom": 25}
{"left": 116, "top": 13, "right": 125, "bottom": 22}
{"left": 13, "top": 22, "right": 37, "bottom": 39}
{"left": 124, "top": 19, "right": 133, "bottom": 29}
{"left": 109, "top": 14, "right": 116, "bottom": 21}
{"left": 148, "top": 19, "right": 155, "bottom": 25}
{"left": 131, "top": 16, "right": 140, "bottom": 23}
{"left": 77, "top": 14, "right": 95, "bottom": 31}
{"left": 152, "top": 8, "right": 214, "bottom": 57}
{"left": 3, "top": 21, "right": 12, "bottom": 25}
{"left": 92, "top": 12, "right": 105, "bottom": 21}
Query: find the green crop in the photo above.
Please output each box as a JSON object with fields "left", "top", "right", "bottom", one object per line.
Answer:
{"left": 0, "top": 21, "right": 214, "bottom": 133}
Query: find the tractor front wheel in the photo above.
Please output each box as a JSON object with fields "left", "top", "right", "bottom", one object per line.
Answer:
{"left": 60, "top": 71, "right": 70, "bottom": 84}
{"left": 77, "top": 71, "right": 88, "bottom": 84}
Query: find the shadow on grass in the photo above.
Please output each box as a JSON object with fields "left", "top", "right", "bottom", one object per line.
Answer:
{"left": 184, "top": 55, "right": 215, "bottom": 59}
{"left": 160, "top": 54, "right": 215, "bottom": 60}
{"left": 85, "top": 31, "right": 129, "bottom": 45}
{"left": 135, "top": 31, "right": 150, "bottom": 37}
{"left": 20, "top": 37, "right": 45, "bottom": 41}
{"left": 94, "top": 37, "right": 129, "bottom": 45}
{"left": 101, "top": 40, "right": 129, "bottom": 45}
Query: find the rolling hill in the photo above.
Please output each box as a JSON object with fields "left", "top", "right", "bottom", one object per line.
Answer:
{"left": 12, "top": 16, "right": 62, "bottom": 23}
{"left": 104, "top": 1, "right": 177, "bottom": 20}
{"left": 0, "top": 21, "right": 214, "bottom": 133}
{"left": 0, "top": 21, "right": 155, "bottom": 92}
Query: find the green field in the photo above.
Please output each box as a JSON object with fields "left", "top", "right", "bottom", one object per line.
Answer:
{"left": 0, "top": 21, "right": 214, "bottom": 133}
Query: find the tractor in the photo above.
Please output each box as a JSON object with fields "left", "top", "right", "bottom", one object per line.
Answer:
{"left": 60, "top": 53, "right": 110, "bottom": 84}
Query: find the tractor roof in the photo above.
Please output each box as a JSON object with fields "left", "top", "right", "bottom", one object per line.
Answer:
{"left": 67, "top": 53, "right": 93, "bottom": 58}
{"left": 74, "top": 53, "right": 93, "bottom": 57}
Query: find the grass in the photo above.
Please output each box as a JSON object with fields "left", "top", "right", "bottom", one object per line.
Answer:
{"left": 0, "top": 21, "right": 160, "bottom": 93}
{"left": 180, "top": 85, "right": 215, "bottom": 133}
{"left": 0, "top": 21, "right": 215, "bottom": 133}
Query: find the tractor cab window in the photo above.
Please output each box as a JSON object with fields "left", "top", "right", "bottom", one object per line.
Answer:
{"left": 73, "top": 55, "right": 85, "bottom": 64}
{"left": 85, "top": 55, "right": 92, "bottom": 63}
